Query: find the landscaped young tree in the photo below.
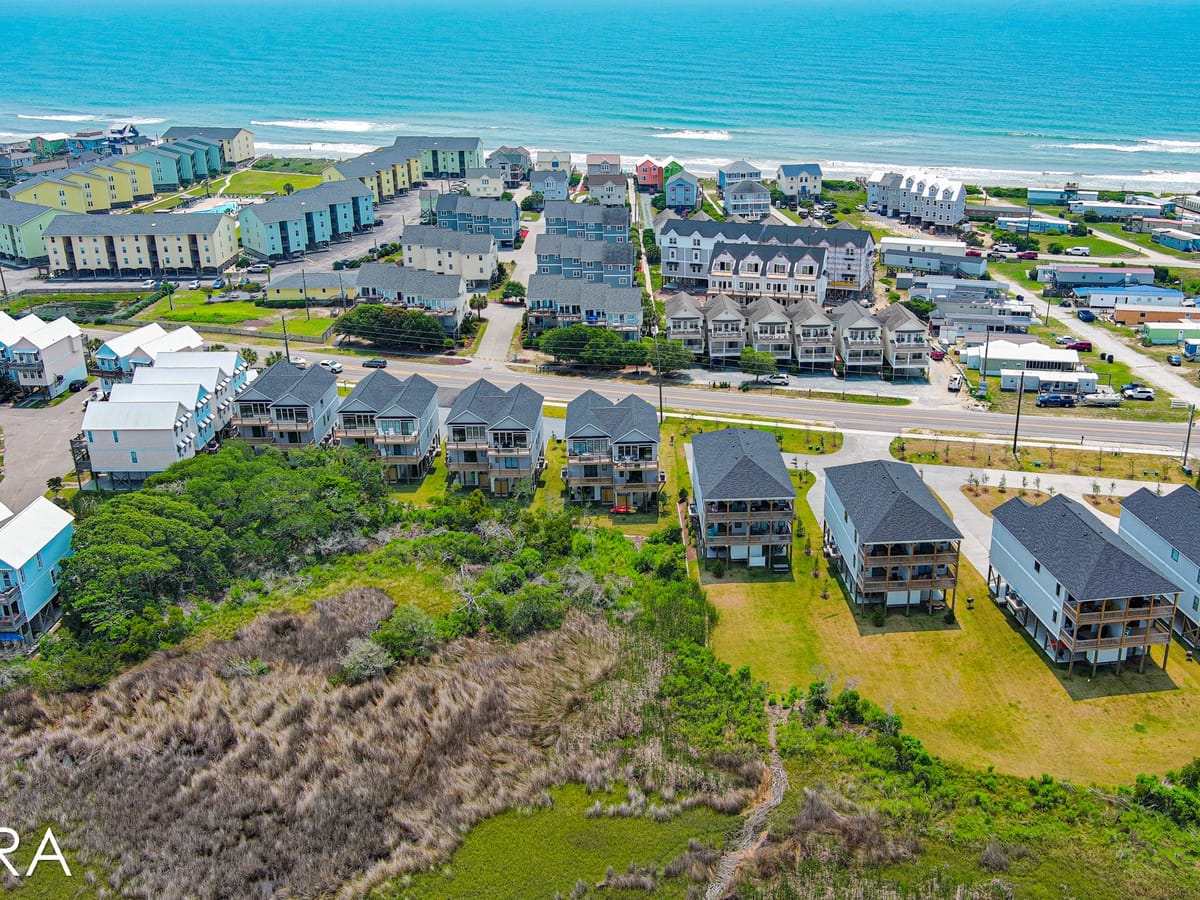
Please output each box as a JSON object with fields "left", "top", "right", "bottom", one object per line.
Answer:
{"left": 469, "top": 294, "right": 489, "bottom": 321}
{"left": 538, "top": 323, "right": 594, "bottom": 362}
{"left": 644, "top": 337, "right": 695, "bottom": 376}
{"left": 520, "top": 192, "right": 543, "bottom": 211}
{"left": 739, "top": 346, "right": 777, "bottom": 381}
{"left": 651, "top": 193, "right": 667, "bottom": 211}
{"left": 501, "top": 280, "right": 526, "bottom": 299}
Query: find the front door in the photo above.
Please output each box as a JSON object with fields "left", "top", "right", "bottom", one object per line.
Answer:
{"left": 600, "top": 487, "right": 614, "bottom": 504}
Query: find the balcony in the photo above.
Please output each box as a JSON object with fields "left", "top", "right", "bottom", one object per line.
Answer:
{"left": 446, "top": 457, "right": 488, "bottom": 473}
{"left": 1061, "top": 623, "right": 1172, "bottom": 652}
{"left": 489, "top": 445, "right": 532, "bottom": 457}
{"left": 705, "top": 527, "right": 793, "bottom": 545}
{"left": 268, "top": 420, "right": 310, "bottom": 433}
{"left": 613, "top": 457, "right": 658, "bottom": 471}
{"left": 705, "top": 502, "right": 794, "bottom": 523}
{"left": 377, "top": 431, "right": 420, "bottom": 445}
{"left": 567, "top": 473, "right": 613, "bottom": 487}
{"left": 235, "top": 413, "right": 271, "bottom": 426}
{"left": 569, "top": 450, "right": 611, "bottom": 464}
{"left": 447, "top": 438, "right": 489, "bottom": 450}
{"left": 861, "top": 572, "right": 958, "bottom": 591}
{"left": 1064, "top": 598, "right": 1177, "bottom": 626}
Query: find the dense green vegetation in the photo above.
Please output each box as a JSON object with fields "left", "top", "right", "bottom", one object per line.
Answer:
{"left": 538, "top": 323, "right": 694, "bottom": 373}
{"left": 334, "top": 303, "right": 450, "bottom": 351}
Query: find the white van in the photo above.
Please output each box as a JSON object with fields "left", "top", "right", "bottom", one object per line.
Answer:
{"left": 947, "top": 375, "right": 963, "bottom": 393}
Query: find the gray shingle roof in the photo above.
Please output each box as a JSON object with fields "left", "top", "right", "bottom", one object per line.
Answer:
{"left": 391, "top": 135, "right": 482, "bottom": 154}
{"left": 0, "top": 198, "right": 58, "bottom": 225}
{"left": 339, "top": 370, "right": 437, "bottom": 419}
{"left": 830, "top": 304, "right": 881, "bottom": 328}
{"left": 534, "top": 234, "right": 634, "bottom": 265}
{"left": 527, "top": 274, "right": 642, "bottom": 316}
{"left": 531, "top": 170, "right": 566, "bottom": 187}
{"left": 542, "top": 200, "right": 629, "bottom": 227}
{"left": 434, "top": 193, "right": 517, "bottom": 220}
{"left": 666, "top": 171, "right": 699, "bottom": 187}
{"left": 720, "top": 161, "right": 761, "bottom": 176}
{"left": 787, "top": 298, "right": 832, "bottom": 326}
{"left": 825, "top": 460, "right": 962, "bottom": 544}
{"left": 1121, "top": 486, "right": 1200, "bottom": 566}
{"left": 161, "top": 126, "right": 249, "bottom": 141}
{"left": 692, "top": 428, "right": 794, "bottom": 502}
{"left": 703, "top": 293, "right": 744, "bottom": 323}
{"left": 710, "top": 241, "right": 825, "bottom": 268}
{"left": 328, "top": 147, "right": 405, "bottom": 178}
{"left": 42, "top": 212, "right": 229, "bottom": 237}
{"left": 726, "top": 180, "right": 770, "bottom": 196}
{"left": 778, "top": 163, "right": 822, "bottom": 177}
{"left": 587, "top": 173, "right": 626, "bottom": 188}
{"left": 665, "top": 293, "right": 703, "bottom": 320}
{"left": 447, "top": 378, "right": 543, "bottom": 429}
{"left": 464, "top": 167, "right": 507, "bottom": 179}
{"left": 238, "top": 359, "right": 335, "bottom": 406}
{"left": 566, "top": 390, "right": 658, "bottom": 444}
{"left": 875, "top": 303, "right": 925, "bottom": 331}
{"left": 995, "top": 494, "right": 1178, "bottom": 601}
{"left": 486, "top": 146, "right": 531, "bottom": 166}
{"left": 241, "top": 181, "right": 370, "bottom": 224}
{"left": 746, "top": 296, "right": 789, "bottom": 324}
{"left": 269, "top": 271, "right": 358, "bottom": 292}
{"left": 402, "top": 223, "right": 495, "bottom": 254}
{"left": 356, "top": 262, "right": 464, "bottom": 299}
{"left": 756, "top": 223, "right": 874, "bottom": 250}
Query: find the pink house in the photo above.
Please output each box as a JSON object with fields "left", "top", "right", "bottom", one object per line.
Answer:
{"left": 636, "top": 158, "right": 664, "bottom": 193}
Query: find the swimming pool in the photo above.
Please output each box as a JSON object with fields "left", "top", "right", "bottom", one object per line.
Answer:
{"left": 207, "top": 202, "right": 238, "bottom": 215}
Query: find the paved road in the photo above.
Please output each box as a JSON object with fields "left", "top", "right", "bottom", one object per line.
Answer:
{"left": 0, "top": 390, "right": 90, "bottom": 510}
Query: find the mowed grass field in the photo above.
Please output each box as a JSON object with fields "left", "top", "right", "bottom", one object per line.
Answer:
{"left": 388, "top": 783, "right": 733, "bottom": 899}
{"left": 223, "top": 171, "right": 322, "bottom": 195}
{"left": 705, "top": 482, "right": 1200, "bottom": 784}
{"left": 136, "top": 290, "right": 336, "bottom": 338}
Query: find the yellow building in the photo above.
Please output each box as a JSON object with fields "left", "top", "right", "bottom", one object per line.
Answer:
{"left": 104, "top": 158, "right": 155, "bottom": 200}
{"left": 42, "top": 212, "right": 239, "bottom": 275}
{"left": 265, "top": 271, "right": 359, "bottom": 303}
{"left": 8, "top": 175, "right": 89, "bottom": 213}
{"left": 7, "top": 159, "right": 150, "bottom": 213}
{"left": 160, "top": 126, "right": 255, "bottom": 167}
{"left": 323, "top": 145, "right": 421, "bottom": 204}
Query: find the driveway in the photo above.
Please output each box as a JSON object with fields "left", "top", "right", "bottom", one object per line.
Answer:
{"left": 0, "top": 391, "right": 90, "bottom": 510}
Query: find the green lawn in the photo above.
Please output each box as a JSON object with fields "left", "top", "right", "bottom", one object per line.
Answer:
{"left": 2, "top": 291, "right": 145, "bottom": 315}
{"left": 705, "top": 481, "right": 1200, "bottom": 784}
{"left": 251, "top": 157, "right": 333, "bottom": 176}
{"left": 224, "top": 171, "right": 322, "bottom": 196}
{"left": 384, "top": 783, "right": 734, "bottom": 899}
{"left": 988, "top": 261, "right": 1044, "bottom": 293}
{"left": 136, "top": 290, "right": 335, "bottom": 337}
{"left": 986, "top": 224, "right": 1139, "bottom": 259}
{"left": 1091, "top": 222, "right": 1200, "bottom": 261}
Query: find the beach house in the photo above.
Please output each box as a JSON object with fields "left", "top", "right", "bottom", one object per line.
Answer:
{"left": 876, "top": 303, "right": 930, "bottom": 379}
{"left": 0, "top": 498, "right": 74, "bottom": 650}
{"left": 867, "top": 170, "right": 966, "bottom": 229}
{"left": 93, "top": 323, "right": 205, "bottom": 391}
{"left": 703, "top": 293, "right": 747, "bottom": 364}
{"left": 665, "top": 171, "right": 700, "bottom": 213}
{"left": 530, "top": 169, "right": 569, "bottom": 204}
{"left": 564, "top": 391, "right": 660, "bottom": 509}
{"left": 231, "top": 360, "right": 339, "bottom": 447}
{"left": 1119, "top": 486, "right": 1200, "bottom": 647}
{"left": 335, "top": 371, "right": 440, "bottom": 482}
{"left": 664, "top": 293, "right": 705, "bottom": 356}
{"left": 464, "top": 168, "right": 508, "bottom": 199}
{"left": 355, "top": 263, "right": 468, "bottom": 336}
{"left": 543, "top": 201, "right": 629, "bottom": 242}
{"left": 434, "top": 194, "right": 519, "bottom": 247}
{"left": 724, "top": 181, "right": 771, "bottom": 219}
{"left": 989, "top": 494, "right": 1178, "bottom": 677}
{"left": 788, "top": 299, "right": 835, "bottom": 370}
{"left": 824, "top": 460, "right": 962, "bottom": 614}
{"left": 534, "top": 234, "right": 635, "bottom": 286}
{"left": 8, "top": 316, "right": 87, "bottom": 399}
{"left": 776, "top": 164, "right": 822, "bottom": 200}
{"left": 831, "top": 304, "right": 885, "bottom": 373}
{"left": 717, "top": 161, "right": 763, "bottom": 193}
{"left": 485, "top": 146, "right": 531, "bottom": 186}
{"left": 402, "top": 224, "right": 497, "bottom": 292}
{"left": 635, "top": 158, "right": 665, "bottom": 193}
{"left": 689, "top": 427, "right": 795, "bottom": 570}
{"left": 526, "top": 274, "right": 643, "bottom": 340}
{"left": 445, "top": 379, "right": 545, "bottom": 496}
{"left": 706, "top": 242, "right": 827, "bottom": 307}
{"left": 587, "top": 173, "right": 627, "bottom": 207}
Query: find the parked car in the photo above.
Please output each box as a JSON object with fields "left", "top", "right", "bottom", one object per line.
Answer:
{"left": 987, "top": 251, "right": 1007, "bottom": 261}
{"left": 212, "top": 278, "right": 225, "bottom": 289}
{"left": 965, "top": 249, "right": 982, "bottom": 257}
{"left": 1054, "top": 335, "right": 1075, "bottom": 345}
{"left": 290, "top": 356, "right": 308, "bottom": 369}
{"left": 67, "top": 378, "right": 89, "bottom": 392}
{"left": 363, "top": 358, "right": 388, "bottom": 369}
{"left": 1067, "top": 340, "right": 1092, "bottom": 351}
{"left": 318, "top": 359, "right": 343, "bottom": 374}
{"left": 930, "top": 346, "right": 946, "bottom": 361}
{"left": 1077, "top": 309, "right": 1096, "bottom": 322}
{"left": 1017, "top": 250, "right": 1039, "bottom": 260}
{"left": 187, "top": 279, "right": 201, "bottom": 290}
{"left": 1123, "top": 386, "right": 1156, "bottom": 401}
{"left": 1059, "top": 300, "right": 1073, "bottom": 308}
{"left": 947, "top": 374, "right": 963, "bottom": 393}
{"left": 762, "top": 373, "right": 790, "bottom": 386}
{"left": 1122, "top": 382, "right": 1145, "bottom": 393}
{"left": 141, "top": 279, "right": 157, "bottom": 288}
{"left": 332, "top": 260, "right": 345, "bottom": 271}
{"left": 994, "top": 243, "right": 1018, "bottom": 253}
{"left": 248, "top": 263, "right": 269, "bottom": 273}
{"left": 1082, "top": 393, "right": 1122, "bottom": 407}
{"left": 1036, "top": 393, "right": 1076, "bottom": 408}
{"left": 1066, "top": 246, "right": 1091, "bottom": 256}
{"left": 1168, "top": 354, "right": 1183, "bottom": 366}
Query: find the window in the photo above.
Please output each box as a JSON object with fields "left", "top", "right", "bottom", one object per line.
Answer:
{"left": 1055, "top": 583, "right": 1061, "bottom": 597}
{"left": 1051, "top": 610, "right": 1057, "bottom": 623}
{"left": 1033, "top": 561, "right": 1041, "bottom": 573}
{"left": 35, "top": 551, "right": 42, "bottom": 569}
{"left": 130, "top": 451, "right": 139, "bottom": 464}
{"left": 1172, "top": 548, "right": 1180, "bottom": 562}
{"left": 1193, "top": 596, "right": 1199, "bottom": 612}
{"left": 112, "top": 430, "right": 119, "bottom": 443}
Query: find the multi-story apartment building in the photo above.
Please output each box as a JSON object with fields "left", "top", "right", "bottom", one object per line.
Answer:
{"left": 876, "top": 303, "right": 929, "bottom": 379}
{"left": 724, "top": 180, "right": 771, "bottom": 219}
{"left": 93, "top": 323, "right": 204, "bottom": 391}
{"left": 526, "top": 274, "right": 643, "bottom": 340}
{"left": 485, "top": 146, "right": 531, "bottom": 186}
{"left": 232, "top": 360, "right": 339, "bottom": 447}
{"left": 717, "top": 161, "right": 763, "bottom": 193}
{"left": 690, "top": 427, "right": 795, "bottom": 570}
{"left": 401, "top": 224, "right": 497, "bottom": 292}
{"left": 392, "top": 135, "right": 483, "bottom": 179}
{"left": 831, "top": 304, "right": 885, "bottom": 373}
{"left": 664, "top": 293, "right": 705, "bottom": 355}
{"left": 867, "top": 170, "right": 966, "bottom": 229}
{"left": 445, "top": 379, "right": 545, "bottom": 496}
{"left": 586, "top": 173, "right": 627, "bottom": 207}
{"left": 322, "top": 147, "right": 420, "bottom": 204}
{"left": 543, "top": 200, "right": 629, "bottom": 242}
{"left": 775, "top": 163, "right": 823, "bottom": 200}
{"left": 434, "top": 194, "right": 519, "bottom": 247}
{"left": 0, "top": 199, "right": 65, "bottom": 266}
{"left": 564, "top": 391, "right": 660, "bottom": 509}
{"left": 0, "top": 498, "right": 74, "bottom": 650}
{"left": 704, "top": 293, "right": 747, "bottom": 363}
{"left": 788, "top": 299, "right": 835, "bottom": 370}
{"left": 746, "top": 297, "right": 793, "bottom": 362}
{"left": 8, "top": 316, "right": 87, "bottom": 399}
{"left": 160, "top": 126, "right": 255, "bottom": 167}
{"left": 43, "top": 212, "right": 238, "bottom": 277}
{"left": 239, "top": 181, "right": 375, "bottom": 260}
{"left": 335, "top": 371, "right": 440, "bottom": 482}
{"left": 464, "top": 167, "right": 508, "bottom": 199}
{"left": 534, "top": 234, "right": 635, "bottom": 286}
{"left": 355, "top": 263, "right": 468, "bottom": 337}
{"left": 824, "top": 460, "right": 962, "bottom": 614}
{"left": 990, "top": 494, "right": 1179, "bottom": 677}
{"left": 1119, "top": 486, "right": 1200, "bottom": 647}
{"left": 706, "top": 242, "right": 827, "bottom": 307}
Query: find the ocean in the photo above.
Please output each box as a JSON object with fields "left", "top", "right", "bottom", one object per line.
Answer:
{"left": 3, "top": 0, "right": 1200, "bottom": 190}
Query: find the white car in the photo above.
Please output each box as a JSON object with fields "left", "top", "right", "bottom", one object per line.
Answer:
{"left": 290, "top": 356, "right": 308, "bottom": 369}
{"left": 319, "top": 359, "right": 343, "bottom": 374}
{"left": 1065, "top": 246, "right": 1091, "bottom": 256}
{"left": 141, "top": 279, "right": 157, "bottom": 288}
{"left": 1054, "top": 335, "right": 1076, "bottom": 345}
{"left": 762, "top": 373, "right": 790, "bottom": 386}
{"left": 1123, "top": 386, "right": 1156, "bottom": 401}
{"left": 994, "top": 243, "right": 1018, "bottom": 254}
{"left": 187, "top": 279, "right": 201, "bottom": 290}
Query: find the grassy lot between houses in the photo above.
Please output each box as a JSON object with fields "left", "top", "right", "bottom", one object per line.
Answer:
{"left": 987, "top": 261, "right": 1044, "bottom": 293}
{"left": 984, "top": 225, "right": 1139, "bottom": 259}
{"left": 1090, "top": 222, "right": 1200, "bottom": 261}
{"left": 891, "top": 436, "right": 1189, "bottom": 483}
{"left": 251, "top": 157, "right": 333, "bottom": 176}
{"left": 223, "top": 171, "right": 323, "bottom": 195}
{"left": 135, "top": 290, "right": 335, "bottom": 338}
{"left": 959, "top": 485, "right": 1052, "bottom": 516}
{"left": 387, "top": 783, "right": 734, "bottom": 900}
{"left": 705, "top": 480, "right": 1200, "bottom": 784}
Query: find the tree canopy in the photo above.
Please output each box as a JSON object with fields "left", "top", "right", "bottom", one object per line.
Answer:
{"left": 333, "top": 304, "right": 448, "bottom": 351}
{"left": 739, "top": 346, "right": 777, "bottom": 380}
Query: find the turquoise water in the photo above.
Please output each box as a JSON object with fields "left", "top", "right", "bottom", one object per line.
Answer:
{"left": 2, "top": 0, "right": 1199, "bottom": 189}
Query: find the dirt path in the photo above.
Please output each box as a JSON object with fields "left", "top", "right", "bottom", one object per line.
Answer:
{"left": 705, "top": 706, "right": 789, "bottom": 900}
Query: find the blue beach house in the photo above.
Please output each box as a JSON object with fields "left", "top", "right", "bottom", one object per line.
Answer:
{"left": 665, "top": 171, "right": 700, "bottom": 212}
{"left": 0, "top": 498, "right": 74, "bottom": 649}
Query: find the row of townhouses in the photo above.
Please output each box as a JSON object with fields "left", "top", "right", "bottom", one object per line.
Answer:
{"left": 867, "top": 169, "right": 967, "bottom": 229}
{"left": 322, "top": 136, "right": 486, "bottom": 203}
{"left": 239, "top": 181, "right": 376, "bottom": 260}
{"left": 664, "top": 292, "right": 928, "bottom": 374}
{"left": 0, "top": 497, "right": 75, "bottom": 651}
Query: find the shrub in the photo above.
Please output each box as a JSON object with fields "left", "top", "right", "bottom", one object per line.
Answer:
{"left": 871, "top": 605, "right": 886, "bottom": 627}
{"left": 711, "top": 559, "right": 726, "bottom": 578}
{"left": 334, "top": 637, "right": 394, "bottom": 684}
{"left": 373, "top": 604, "right": 438, "bottom": 662}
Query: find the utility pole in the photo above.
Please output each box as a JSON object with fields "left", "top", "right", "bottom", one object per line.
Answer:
{"left": 281, "top": 315, "right": 291, "bottom": 363}
{"left": 980, "top": 328, "right": 993, "bottom": 392}
{"left": 1012, "top": 371, "right": 1026, "bottom": 456}
{"left": 1183, "top": 403, "right": 1196, "bottom": 467}
{"left": 301, "top": 269, "right": 310, "bottom": 320}
{"left": 651, "top": 332, "right": 665, "bottom": 424}
{"left": 0, "top": 263, "right": 8, "bottom": 302}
